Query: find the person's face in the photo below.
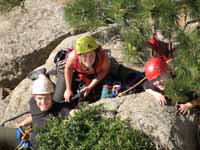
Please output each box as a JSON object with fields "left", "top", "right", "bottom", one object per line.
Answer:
{"left": 34, "top": 94, "right": 53, "bottom": 112}
{"left": 80, "top": 51, "right": 96, "bottom": 68}
{"left": 152, "top": 73, "right": 167, "bottom": 91}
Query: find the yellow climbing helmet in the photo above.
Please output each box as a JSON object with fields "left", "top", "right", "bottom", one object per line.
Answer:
{"left": 76, "top": 35, "right": 99, "bottom": 54}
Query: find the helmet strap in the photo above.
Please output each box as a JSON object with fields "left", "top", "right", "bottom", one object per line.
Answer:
{"left": 92, "top": 50, "right": 98, "bottom": 78}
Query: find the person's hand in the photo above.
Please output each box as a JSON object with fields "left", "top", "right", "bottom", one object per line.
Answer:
{"left": 69, "top": 109, "right": 79, "bottom": 117}
{"left": 177, "top": 103, "right": 192, "bottom": 115}
{"left": 154, "top": 92, "right": 167, "bottom": 106}
{"left": 64, "top": 89, "right": 73, "bottom": 103}
{"left": 80, "top": 86, "right": 91, "bottom": 97}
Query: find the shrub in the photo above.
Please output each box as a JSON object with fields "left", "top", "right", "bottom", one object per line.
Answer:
{"left": 37, "top": 106, "right": 156, "bottom": 150}
{"left": 0, "top": 0, "right": 25, "bottom": 13}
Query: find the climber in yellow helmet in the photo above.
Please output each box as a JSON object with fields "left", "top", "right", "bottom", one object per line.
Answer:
{"left": 64, "top": 35, "right": 112, "bottom": 102}
{"left": 64, "top": 35, "right": 144, "bottom": 104}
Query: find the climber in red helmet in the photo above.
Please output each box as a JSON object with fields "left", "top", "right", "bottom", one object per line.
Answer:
{"left": 143, "top": 57, "right": 170, "bottom": 106}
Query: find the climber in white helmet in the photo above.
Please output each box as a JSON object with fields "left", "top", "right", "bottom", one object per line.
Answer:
{"left": 31, "top": 73, "right": 54, "bottom": 112}
{"left": 15, "top": 74, "right": 74, "bottom": 149}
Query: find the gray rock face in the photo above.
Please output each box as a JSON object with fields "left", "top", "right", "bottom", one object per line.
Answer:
{"left": 1, "top": 28, "right": 197, "bottom": 149}
{"left": 96, "top": 93, "right": 198, "bottom": 150}
{"left": 1, "top": 29, "right": 122, "bottom": 124}
{"left": 0, "top": 34, "right": 77, "bottom": 125}
{"left": 1, "top": 78, "right": 32, "bottom": 126}
{"left": 0, "top": 0, "right": 72, "bottom": 88}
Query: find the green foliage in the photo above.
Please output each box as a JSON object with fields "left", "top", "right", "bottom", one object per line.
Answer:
{"left": 178, "top": 0, "right": 200, "bottom": 19}
{"left": 164, "top": 31, "right": 200, "bottom": 102}
{"left": 121, "top": 19, "right": 151, "bottom": 64}
{"left": 142, "top": 0, "right": 179, "bottom": 32}
{"left": 64, "top": 0, "right": 200, "bottom": 102}
{"left": 0, "top": 0, "right": 25, "bottom": 13}
{"left": 63, "top": 0, "right": 180, "bottom": 64}
{"left": 37, "top": 106, "right": 156, "bottom": 150}
{"left": 64, "top": 0, "right": 140, "bottom": 30}
{"left": 64, "top": 0, "right": 108, "bottom": 30}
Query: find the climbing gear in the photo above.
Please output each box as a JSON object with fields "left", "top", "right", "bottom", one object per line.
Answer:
{"left": 58, "top": 83, "right": 85, "bottom": 103}
{"left": 76, "top": 35, "right": 99, "bottom": 54}
{"left": 28, "top": 48, "right": 72, "bottom": 81}
{"left": 27, "top": 68, "right": 47, "bottom": 81}
{"left": 16, "top": 127, "right": 32, "bottom": 150}
{"left": 144, "top": 57, "right": 167, "bottom": 81}
{"left": 148, "top": 33, "right": 173, "bottom": 61}
{"left": 111, "top": 82, "right": 121, "bottom": 97}
{"left": 54, "top": 48, "right": 73, "bottom": 70}
{"left": 71, "top": 82, "right": 85, "bottom": 102}
{"left": 32, "top": 74, "right": 54, "bottom": 94}
{"left": 57, "top": 92, "right": 84, "bottom": 104}
{"left": 117, "top": 77, "right": 146, "bottom": 97}
{"left": 54, "top": 49, "right": 68, "bottom": 64}
{"left": 71, "top": 89, "right": 84, "bottom": 102}
{"left": 0, "top": 113, "right": 32, "bottom": 150}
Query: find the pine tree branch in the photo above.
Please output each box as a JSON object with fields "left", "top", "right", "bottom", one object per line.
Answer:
{"left": 90, "top": 23, "right": 119, "bottom": 35}
{"left": 135, "top": 23, "right": 146, "bottom": 38}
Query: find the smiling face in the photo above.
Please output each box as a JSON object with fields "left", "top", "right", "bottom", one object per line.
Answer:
{"left": 151, "top": 73, "right": 168, "bottom": 91}
{"left": 80, "top": 51, "right": 96, "bottom": 68}
{"left": 34, "top": 94, "right": 53, "bottom": 112}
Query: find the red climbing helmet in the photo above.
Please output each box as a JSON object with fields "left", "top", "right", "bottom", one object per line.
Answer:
{"left": 144, "top": 57, "right": 167, "bottom": 81}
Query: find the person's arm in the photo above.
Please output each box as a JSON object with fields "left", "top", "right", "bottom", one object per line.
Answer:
{"left": 16, "top": 113, "right": 32, "bottom": 127}
{"left": 178, "top": 98, "right": 200, "bottom": 115}
{"left": 145, "top": 89, "right": 167, "bottom": 106}
{"left": 144, "top": 80, "right": 167, "bottom": 106}
{"left": 64, "top": 51, "right": 75, "bottom": 102}
{"left": 81, "top": 55, "right": 111, "bottom": 97}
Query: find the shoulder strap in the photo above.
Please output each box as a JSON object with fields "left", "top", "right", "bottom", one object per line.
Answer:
{"left": 94, "top": 49, "right": 106, "bottom": 73}
{"left": 73, "top": 50, "right": 84, "bottom": 73}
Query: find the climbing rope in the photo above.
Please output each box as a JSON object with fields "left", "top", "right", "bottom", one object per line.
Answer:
{"left": 15, "top": 127, "right": 32, "bottom": 150}
{"left": 0, "top": 111, "right": 30, "bottom": 127}
{"left": 117, "top": 77, "right": 146, "bottom": 97}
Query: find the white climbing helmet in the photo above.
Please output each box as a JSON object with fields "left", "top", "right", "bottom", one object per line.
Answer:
{"left": 32, "top": 74, "right": 54, "bottom": 94}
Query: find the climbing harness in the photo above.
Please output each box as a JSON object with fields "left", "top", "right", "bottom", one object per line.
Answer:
{"left": 15, "top": 127, "right": 32, "bottom": 150}
{"left": 0, "top": 112, "right": 32, "bottom": 150}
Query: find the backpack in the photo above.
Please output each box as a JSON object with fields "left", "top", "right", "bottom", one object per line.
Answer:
{"left": 54, "top": 48, "right": 73, "bottom": 71}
